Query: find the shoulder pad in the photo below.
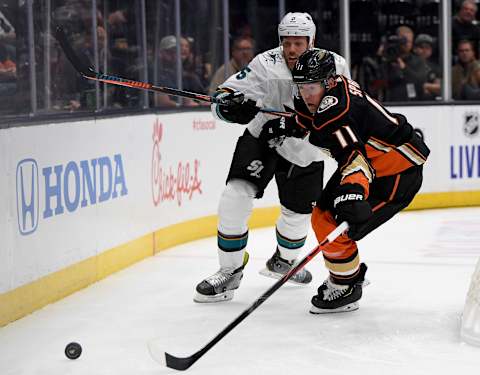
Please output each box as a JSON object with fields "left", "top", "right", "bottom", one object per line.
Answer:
{"left": 318, "top": 49, "right": 350, "bottom": 78}
{"left": 332, "top": 53, "right": 350, "bottom": 78}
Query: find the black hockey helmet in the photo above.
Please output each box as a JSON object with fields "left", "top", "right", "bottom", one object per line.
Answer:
{"left": 292, "top": 49, "right": 336, "bottom": 88}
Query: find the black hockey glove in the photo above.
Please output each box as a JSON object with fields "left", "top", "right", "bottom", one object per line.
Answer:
{"left": 214, "top": 90, "right": 260, "bottom": 124}
{"left": 333, "top": 183, "right": 372, "bottom": 240}
{"left": 259, "top": 115, "right": 307, "bottom": 149}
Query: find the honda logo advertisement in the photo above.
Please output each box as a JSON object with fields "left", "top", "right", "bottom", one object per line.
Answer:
{"left": 16, "top": 159, "right": 39, "bottom": 235}
{"left": 16, "top": 154, "right": 128, "bottom": 235}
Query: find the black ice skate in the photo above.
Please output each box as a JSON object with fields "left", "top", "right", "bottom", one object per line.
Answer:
{"left": 310, "top": 263, "right": 368, "bottom": 314}
{"left": 259, "top": 248, "right": 312, "bottom": 285}
{"left": 194, "top": 252, "right": 249, "bottom": 303}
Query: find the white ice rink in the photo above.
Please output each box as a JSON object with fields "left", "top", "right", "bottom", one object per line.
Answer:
{"left": 1, "top": 207, "right": 480, "bottom": 375}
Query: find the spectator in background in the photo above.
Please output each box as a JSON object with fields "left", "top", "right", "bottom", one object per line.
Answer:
{"left": 452, "top": 39, "right": 480, "bottom": 99}
{"left": 180, "top": 37, "right": 195, "bottom": 73}
{"left": 52, "top": 28, "right": 92, "bottom": 110}
{"left": 0, "top": 42, "right": 16, "bottom": 97}
{"left": 154, "top": 35, "right": 205, "bottom": 107}
{"left": 208, "top": 36, "right": 255, "bottom": 94}
{"left": 452, "top": 0, "right": 480, "bottom": 55}
{"left": 413, "top": 33, "right": 441, "bottom": 100}
{"left": 108, "top": 9, "right": 129, "bottom": 43}
{"left": 0, "top": 6, "right": 15, "bottom": 45}
{"left": 381, "top": 25, "right": 430, "bottom": 101}
{"left": 0, "top": 0, "right": 16, "bottom": 100}
{"left": 181, "top": 36, "right": 211, "bottom": 92}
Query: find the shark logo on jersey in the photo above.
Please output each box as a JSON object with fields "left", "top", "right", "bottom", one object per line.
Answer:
{"left": 265, "top": 52, "right": 281, "bottom": 65}
{"left": 317, "top": 96, "right": 338, "bottom": 113}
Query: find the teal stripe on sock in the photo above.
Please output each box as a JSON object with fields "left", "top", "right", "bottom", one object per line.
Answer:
{"left": 218, "top": 232, "right": 248, "bottom": 252}
{"left": 276, "top": 232, "right": 306, "bottom": 250}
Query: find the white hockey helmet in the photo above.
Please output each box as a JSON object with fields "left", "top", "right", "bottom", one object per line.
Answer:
{"left": 278, "top": 12, "right": 316, "bottom": 48}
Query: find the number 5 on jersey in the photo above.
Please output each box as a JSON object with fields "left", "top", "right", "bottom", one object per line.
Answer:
{"left": 236, "top": 67, "right": 252, "bottom": 80}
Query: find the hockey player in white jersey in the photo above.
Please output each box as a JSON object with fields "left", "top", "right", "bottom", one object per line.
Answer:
{"left": 194, "top": 12, "right": 350, "bottom": 303}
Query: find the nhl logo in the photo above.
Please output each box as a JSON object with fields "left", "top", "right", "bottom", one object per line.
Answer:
{"left": 463, "top": 112, "right": 479, "bottom": 138}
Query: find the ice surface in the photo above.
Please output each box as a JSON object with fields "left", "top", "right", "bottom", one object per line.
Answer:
{"left": 1, "top": 208, "right": 480, "bottom": 375}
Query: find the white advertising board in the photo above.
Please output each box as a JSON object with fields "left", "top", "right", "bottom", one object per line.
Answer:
{"left": 0, "top": 130, "right": 12, "bottom": 293}
{"left": 2, "top": 104, "right": 480, "bottom": 294}
{"left": 394, "top": 105, "right": 480, "bottom": 193}
{"left": 1, "top": 111, "right": 273, "bottom": 293}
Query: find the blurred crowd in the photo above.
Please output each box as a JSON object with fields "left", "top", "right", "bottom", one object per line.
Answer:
{"left": 1, "top": 0, "right": 480, "bottom": 116}
{"left": 0, "top": 2, "right": 16, "bottom": 109}
{"left": 351, "top": 0, "right": 480, "bottom": 101}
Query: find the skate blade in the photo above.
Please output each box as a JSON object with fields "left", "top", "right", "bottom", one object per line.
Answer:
{"left": 309, "top": 301, "right": 359, "bottom": 314}
{"left": 193, "top": 290, "right": 234, "bottom": 303}
{"left": 258, "top": 268, "right": 309, "bottom": 285}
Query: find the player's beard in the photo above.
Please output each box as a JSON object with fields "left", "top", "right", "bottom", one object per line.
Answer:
{"left": 283, "top": 51, "right": 299, "bottom": 70}
{"left": 286, "top": 56, "right": 298, "bottom": 70}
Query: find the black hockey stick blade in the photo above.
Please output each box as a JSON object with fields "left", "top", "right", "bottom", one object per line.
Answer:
{"left": 148, "top": 342, "right": 200, "bottom": 371}
{"left": 53, "top": 25, "right": 96, "bottom": 78}
{"left": 155, "top": 222, "right": 349, "bottom": 371}
{"left": 165, "top": 352, "right": 200, "bottom": 371}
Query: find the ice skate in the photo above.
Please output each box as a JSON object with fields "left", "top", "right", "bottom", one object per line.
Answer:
{"left": 310, "top": 263, "right": 367, "bottom": 314}
{"left": 259, "top": 248, "right": 312, "bottom": 285}
{"left": 194, "top": 252, "right": 249, "bottom": 303}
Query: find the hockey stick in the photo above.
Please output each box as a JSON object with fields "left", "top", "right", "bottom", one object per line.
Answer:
{"left": 149, "top": 221, "right": 349, "bottom": 371}
{"left": 53, "top": 26, "right": 294, "bottom": 118}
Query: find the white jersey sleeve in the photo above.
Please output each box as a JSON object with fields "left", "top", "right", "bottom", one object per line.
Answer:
{"left": 211, "top": 47, "right": 295, "bottom": 137}
{"left": 210, "top": 52, "right": 269, "bottom": 125}
{"left": 276, "top": 136, "right": 328, "bottom": 167}
{"left": 210, "top": 47, "right": 351, "bottom": 168}
{"left": 217, "top": 54, "right": 270, "bottom": 101}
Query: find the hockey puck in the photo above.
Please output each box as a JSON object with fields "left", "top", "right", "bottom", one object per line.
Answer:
{"left": 65, "top": 342, "right": 82, "bottom": 360}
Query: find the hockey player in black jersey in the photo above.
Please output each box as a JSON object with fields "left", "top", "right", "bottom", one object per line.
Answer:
{"left": 194, "top": 13, "right": 351, "bottom": 303}
{"left": 260, "top": 48, "right": 430, "bottom": 313}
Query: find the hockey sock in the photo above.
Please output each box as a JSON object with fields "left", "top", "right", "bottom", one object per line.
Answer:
{"left": 275, "top": 205, "right": 310, "bottom": 262}
{"left": 217, "top": 179, "right": 256, "bottom": 269}
{"left": 323, "top": 249, "right": 360, "bottom": 285}
{"left": 275, "top": 229, "right": 306, "bottom": 262}
{"left": 217, "top": 230, "right": 248, "bottom": 269}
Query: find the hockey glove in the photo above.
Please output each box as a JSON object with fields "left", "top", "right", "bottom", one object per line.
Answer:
{"left": 214, "top": 90, "right": 260, "bottom": 124}
{"left": 259, "top": 115, "right": 307, "bottom": 149}
{"left": 333, "top": 183, "right": 372, "bottom": 240}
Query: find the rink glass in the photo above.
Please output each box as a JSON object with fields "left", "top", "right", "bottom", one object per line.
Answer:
{"left": 0, "top": 1, "right": 472, "bottom": 125}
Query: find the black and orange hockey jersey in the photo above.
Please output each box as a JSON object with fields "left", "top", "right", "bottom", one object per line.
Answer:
{"left": 294, "top": 75, "right": 430, "bottom": 196}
